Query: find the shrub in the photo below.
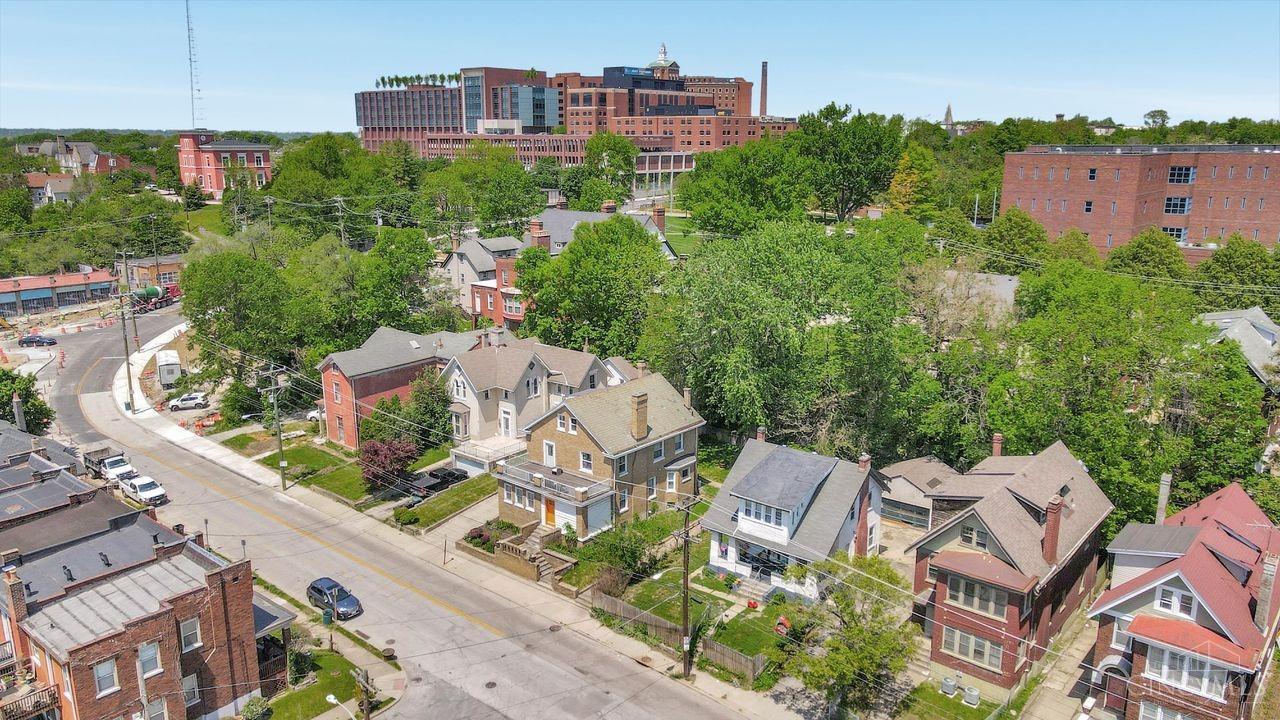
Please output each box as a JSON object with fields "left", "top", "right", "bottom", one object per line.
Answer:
{"left": 241, "top": 695, "right": 271, "bottom": 720}
{"left": 392, "top": 506, "right": 419, "bottom": 525}
{"left": 287, "top": 650, "right": 311, "bottom": 684}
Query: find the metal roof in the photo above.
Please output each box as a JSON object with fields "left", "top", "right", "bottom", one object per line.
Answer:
{"left": 320, "top": 327, "right": 482, "bottom": 378}
{"left": 1107, "top": 523, "right": 1200, "bottom": 555}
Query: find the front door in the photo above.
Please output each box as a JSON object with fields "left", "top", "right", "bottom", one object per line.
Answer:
{"left": 545, "top": 497, "right": 556, "bottom": 526}
{"left": 500, "top": 409, "right": 513, "bottom": 437}
{"left": 1102, "top": 671, "right": 1128, "bottom": 712}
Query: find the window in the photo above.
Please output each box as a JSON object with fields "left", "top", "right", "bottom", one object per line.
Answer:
{"left": 674, "top": 432, "right": 685, "bottom": 453}
{"left": 946, "top": 576, "right": 1007, "bottom": 617}
{"left": 1047, "top": 168, "right": 1054, "bottom": 181}
{"left": 570, "top": 417, "right": 578, "bottom": 434}
{"left": 146, "top": 698, "right": 167, "bottom": 720}
{"left": 557, "top": 414, "right": 566, "bottom": 432}
{"left": 1018, "top": 166, "right": 1024, "bottom": 179}
{"left": 1030, "top": 199, "right": 1037, "bottom": 210}
{"left": 182, "top": 673, "right": 200, "bottom": 706}
{"left": 1164, "top": 197, "right": 1191, "bottom": 214}
{"left": 254, "top": 153, "right": 264, "bottom": 167}
{"left": 1212, "top": 165, "right": 1218, "bottom": 178}
{"left": 1083, "top": 201, "right": 1093, "bottom": 214}
{"left": 526, "top": 377, "right": 541, "bottom": 397}
{"left": 451, "top": 377, "right": 466, "bottom": 399}
{"left": 618, "top": 484, "right": 629, "bottom": 512}
{"left": 1110, "top": 615, "right": 1132, "bottom": 650}
{"left": 1088, "top": 168, "right": 1097, "bottom": 181}
{"left": 1161, "top": 226, "right": 1187, "bottom": 242}
{"left": 1139, "top": 702, "right": 1195, "bottom": 720}
{"left": 486, "top": 294, "right": 494, "bottom": 311}
{"left": 1156, "top": 586, "right": 1195, "bottom": 618}
{"left": 960, "top": 524, "right": 989, "bottom": 550}
{"left": 1111, "top": 201, "right": 1117, "bottom": 216}
{"left": 1032, "top": 167, "right": 1039, "bottom": 180}
{"left": 588, "top": 372, "right": 597, "bottom": 389}
{"left": 180, "top": 617, "right": 203, "bottom": 651}
{"left": 1063, "top": 168, "right": 1070, "bottom": 181}
{"left": 94, "top": 658, "right": 119, "bottom": 696}
{"left": 1265, "top": 166, "right": 1271, "bottom": 179}
{"left": 1144, "top": 646, "right": 1227, "bottom": 700}
{"left": 1114, "top": 168, "right": 1121, "bottom": 181}
{"left": 1228, "top": 166, "right": 1236, "bottom": 179}
{"left": 336, "top": 416, "right": 345, "bottom": 443}
{"left": 1247, "top": 166, "right": 1254, "bottom": 179}
{"left": 647, "top": 476, "right": 656, "bottom": 499}
{"left": 666, "top": 471, "right": 676, "bottom": 491}
{"left": 451, "top": 412, "right": 464, "bottom": 437}
{"left": 681, "top": 467, "right": 692, "bottom": 483}
{"left": 503, "top": 483, "right": 512, "bottom": 504}
{"left": 617, "top": 452, "right": 628, "bottom": 476}
{"left": 1060, "top": 199, "right": 1067, "bottom": 212}
{"left": 652, "top": 442, "right": 664, "bottom": 461}
{"left": 139, "top": 641, "right": 161, "bottom": 676}
{"left": 1224, "top": 196, "right": 1230, "bottom": 209}
{"left": 1207, "top": 196, "right": 1214, "bottom": 209}
{"left": 1106, "top": 234, "right": 1114, "bottom": 247}
{"left": 331, "top": 381, "right": 341, "bottom": 405}
{"left": 1167, "top": 166, "right": 1196, "bottom": 184}
{"left": 942, "top": 626, "right": 1003, "bottom": 672}
{"left": 1259, "top": 198, "right": 1266, "bottom": 210}
{"left": 580, "top": 452, "right": 593, "bottom": 473}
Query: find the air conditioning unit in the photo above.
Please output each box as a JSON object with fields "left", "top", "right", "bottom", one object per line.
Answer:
{"left": 963, "top": 686, "right": 981, "bottom": 707}
{"left": 940, "top": 677, "right": 958, "bottom": 697}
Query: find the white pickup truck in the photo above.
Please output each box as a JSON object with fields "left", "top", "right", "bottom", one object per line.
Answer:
{"left": 120, "top": 476, "right": 168, "bottom": 506}
{"left": 84, "top": 446, "right": 138, "bottom": 484}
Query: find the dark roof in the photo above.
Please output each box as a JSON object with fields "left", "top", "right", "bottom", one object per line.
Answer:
{"left": 1107, "top": 523, "right": 1200, "bottom": 556}
{"left": 253, "top": 592, "right": 297, "bottom": 638}
{"left": 0, "top": 459, "right": 95, "bottom": 524}
{"left": 320, "top": 327, "right": 481, "bottom": 378}
{"left": 0, "top": 420, "right": 81, "bottom": 473}
{"left": 730, "top": 446, "right": 837, "bottom": 509}
{"left": 0, "top": 491, "right": 131, "bottom": 557}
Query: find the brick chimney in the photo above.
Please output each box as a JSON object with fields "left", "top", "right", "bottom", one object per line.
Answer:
{"left": 1043, "top": 495, "right": 1064, "bottom": 565}
{"left": 635, "top": 360, "right": 648, "bottom": 377}
{"left": 529, "top": 218, "right": 544, "bottom": 234}
{"left": 1256, "top": 553, "right": 1278, "bottom": 632}
{"left": 532, "top": 229, "right": 551, "bottom": 251}
{"left": 652, "top": 205, "right": 666, "bottom": 233}
{"left": 755, "top": 426, "right": 766, "bottom": 441}
{"left": 601, "top": 200, "right": 617, "bottom": 214}
{"left": 992, "top": 433, "right": 1004, "bottom": 457}
{"left": 1156, "top": 473, "right": 1172, "bottom": 524}
{"left": 683, "top": 386, "right": 692, "bottom": 408}
{"left": 4, "top": 568, "right": 28, "bottom": 624}
{"left": 630, "top": 392, "right": 649, "bottom": 440}
{"left": 555, "top": 197, "right": 568, "bottom": 210}
{"left": 858, "top": 453, "right": 871, "bottom": 471}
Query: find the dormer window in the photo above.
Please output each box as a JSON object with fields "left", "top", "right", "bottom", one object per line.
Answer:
{"left": 1155, "top": 586, "right": 1195, "bottom": 618}
{"left": 961, "top": 524, "right": 989, "bottom": 551}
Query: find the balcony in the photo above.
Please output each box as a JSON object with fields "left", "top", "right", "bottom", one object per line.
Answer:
{"left": 0, "top": 642, "right": 13, "bottom": 672}
{"left": 0, "top": 683, "right": 58, "bottom": 720}
{"left": 496, "top": 454, "right": 613, "bottom": 505}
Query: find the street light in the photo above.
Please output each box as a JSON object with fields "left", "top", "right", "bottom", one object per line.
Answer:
{"left": 325, "top": 694, "right": 358, "bottom": 720}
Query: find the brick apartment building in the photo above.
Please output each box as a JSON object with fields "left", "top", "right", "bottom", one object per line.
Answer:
{"left": 902, "top": 439, "right": 1113, "bottom": 696}
{"left": 177, "top": 131, "right": 274, "bottom": 200}
{"left": 1087, "top": 482, "right": 1279, "bottom": 720}
{"left": 0, "top": 421, "right": 294, "bottom": 720}
{"left": 681, "top": 75, "right": 753, "bottom": 116}
{"left": 1000, "top": 144, "right": 1280, "bottom": 261}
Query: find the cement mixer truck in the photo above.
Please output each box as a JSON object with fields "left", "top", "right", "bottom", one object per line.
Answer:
{"left": 129, "top": 284, "right": 182, "bottom": 314}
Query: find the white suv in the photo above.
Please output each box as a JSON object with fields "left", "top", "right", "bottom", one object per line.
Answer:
{"left": 169, "top": 392, "right": 209, "bottom": 411}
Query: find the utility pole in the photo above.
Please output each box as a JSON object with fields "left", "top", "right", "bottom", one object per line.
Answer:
{"left": 990, "top": 190, "right": 999, "bottom": 222}
{"left": 335, "top": 197, "right": 348, "bottom": 247}
{"left": 350, "top": 668, "right": 374, "bottom": 720}
{"left": 149, "top": 214, "right": 160, "bottom": 285}
{"left": 972, "top": 193, "right": 980, "bottom": 226}
{"left": 677, "top": 498, "right": 694, "bottom": 678}
{"left": 117, "top": 251, "right": 140, "bottom": 350}
{"left": 261, "top": 367, "right": 289, "bottom": 491}
{"left": 119, "top": 296, "right": 139, "bottom": 414}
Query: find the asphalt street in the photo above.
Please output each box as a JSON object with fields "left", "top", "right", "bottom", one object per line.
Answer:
{"left": 29, "top": 307, "right": 745, "bottom": 720}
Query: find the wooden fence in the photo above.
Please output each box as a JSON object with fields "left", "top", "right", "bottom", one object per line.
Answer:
{"left": 590, "top": 590, "right": 683, "bottom": 649}
{"left": 701, "top": 637, "right": 768, "bottom": 680}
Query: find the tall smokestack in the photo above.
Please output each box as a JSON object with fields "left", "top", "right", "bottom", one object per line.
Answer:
{"left": 759, "top": 61, "right": 768, "bottom": 116}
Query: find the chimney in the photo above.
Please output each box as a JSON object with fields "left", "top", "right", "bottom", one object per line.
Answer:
{"left": 755, "top": 426, "right": 766, "bottom": 441}
{"left": 532, "top": 229, "right": 551, "bottom": 251}
{"left": 858, "top": 453, "right": 871, "bottom": 471}
{"left": 4, "top": 568, "right": 28, "bottom": 624}
{"left": 630, "top": 392, "right": 649, "bottom": 440}
{"left": 759, "top": 61, "right": 768, "bottom": 116}
{"left": 172, "top": 523, "right": 185, "bottom": 536}
{"left": 683, "top": 386, "right": 692, "bottom": 408}
{"left": 529, "top": 218, "right": 544, "bottom": 234}
{"left": 192, "top": 531, "right": 206, "bottom": 548}
{"left": 635, "top": 360, "right": 648, "bottom": 377}
{"left": 652, "top": 205, "right": 666, "bottom": 233}
{"left": 555, "top": 197, "right": 568, "bottom": 210}
{"left": 1054, "top": 113, "right": 1065, "bottom": 122}
{"left": 992, "top": 432, "right": 1004, "bottom": 457}
{"left": 11, "top": 393, "right": 25, "bottom": 433}
{"left": 1155, "top": 473, "right": 1172, "bottom": 524}
{"left": 601, "top": 200, "right": 617, "bottom": 214}
{"left": 1043, "top": 495, "right": 1064, "bottom": 565}
{"left": 1256, "top": 553, "right": 1278, "bottom": 632}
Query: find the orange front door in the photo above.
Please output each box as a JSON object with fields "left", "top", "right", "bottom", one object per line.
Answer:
{"left": 545, "top": 497, "right": 556, "bottom": 525}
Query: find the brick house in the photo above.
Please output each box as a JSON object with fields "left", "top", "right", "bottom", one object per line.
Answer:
{"left": 317, "top": 326, "right": 487, "bottom": 449}
{"left": 493, "top": 372, "right": 703, "bottom": 541}
{"left": 1086, "top": 483, "right": 1280, "bottom": 720}
{"left": 442, "top": 236, "right": 523, "bottom": 309}
{"left": 906, "top": 439, "right": 1113, "bottom": 697}
{"left": 177, "top": 131, "right": 273, "bottom": 200}
{"left": 0, "top": 423, "right": 294, "bottom": 720}
{"left": 699, "top": 431, "right": 887, "bottom": 601}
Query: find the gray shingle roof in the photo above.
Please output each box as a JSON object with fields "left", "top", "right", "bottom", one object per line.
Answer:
{"left": 730, "top": 446, "right": 837, "bottom": 509}
{"left": 0, "top": 491, "right": 130, "bottom": 558}
{"left": 1199, "top": 307, "right": 1279, "bottom": 388}
{"left": 197, "top": 138, "right": 273, "bottom": 150}
{"left": 522, "top": 209, "right": 664, "bottom": 257}
{"left": 701, "top": 439, "right": 878, "bottom": 562}
{"left": 605, "top": 357, "right": 641, "bottom": 381}
{"left": 0, "top": 420, "right": 81, "bottom": 473}
{"left": 557, "top": 373, "right": 703, "bottom": 455}
{"left": 454, "top": 345, "right": 538, "bottom": 391}
{"left": 320, "top": 327, "right": 481, "bottom": 378}
{"left": 507, "top": 339, "right": 600, "bottom": 388}
{"left": 881, "top": 455, "right": 962, "bottom": 494}
{"left": 1106, "top": 523, "right": 1200, "bottom": 555}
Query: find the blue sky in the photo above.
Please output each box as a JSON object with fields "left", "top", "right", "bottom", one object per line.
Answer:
{"left": 2, "top": 0, "right": 1277, "bottom": 132}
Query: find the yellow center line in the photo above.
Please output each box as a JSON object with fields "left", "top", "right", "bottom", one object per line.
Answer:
{"left": 76, "top": 363, "right": 502, "bottom": 637}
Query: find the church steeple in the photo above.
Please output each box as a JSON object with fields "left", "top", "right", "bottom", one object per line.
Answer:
{"left": 944, "top": 103, "right": 957, "bottom": 138}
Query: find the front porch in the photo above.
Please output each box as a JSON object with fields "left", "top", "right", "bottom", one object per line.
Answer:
{"left": 708, "top": 532, "right": 819, "bottom": 601}
{"left": 0, "top": 682, "right": 58, "bottom": 720}
{"left": 252, "top": 591, "right": 296, "bottom": 699}
{"left": 452, "top": 436, "right": 526, "bottom": 477}
{"left": 494, "top": 453, "right": 614, "bottom": 540}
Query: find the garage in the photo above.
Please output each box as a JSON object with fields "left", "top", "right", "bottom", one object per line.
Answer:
{"left": 451, "top": 453, "right": 486, "bottom": 477}
{"left": 584, "top": 499, "right": 612, "bottom": 538}
{"left": 882, "top": 498, "right": 930, "bottom": 528}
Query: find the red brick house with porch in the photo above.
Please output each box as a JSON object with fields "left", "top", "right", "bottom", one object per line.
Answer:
{"left": 906, "top": 439, "right": 1113, "bottom": 698}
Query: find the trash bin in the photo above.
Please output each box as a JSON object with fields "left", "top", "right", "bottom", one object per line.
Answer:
{"left": 322, "top": 609, "right": 333, "bottom": 626}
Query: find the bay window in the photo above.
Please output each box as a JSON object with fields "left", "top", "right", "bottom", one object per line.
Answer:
{"left": 1144, "top": 646, "right": 1228, "bottom": 700}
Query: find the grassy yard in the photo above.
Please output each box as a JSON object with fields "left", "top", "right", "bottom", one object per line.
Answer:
{"left": 221, "top": 432, "right": 259, "bottom": 452}
{"left": 409, "top": 444, "right": 452, "bottom": 471}
{"left": 268, "top": 651, "right": 357, "bottom": 720}
{"left": 698, "top": 438, "right": 741, "bottom": 484}
{"left": 182, "top": 203, "right": 231, "bottom": 236}
{"left": 626, "top": 575, "right": 728, "bottom": 626}
{"left": 664, "top": 215, "right": 701, "bottom": 257}
{"left": 259, "top": 445, "right": 344, "bottom": 474}
{"left": 405, "top": 473, "right": 497, "bottom": 528}
{"left": 559, "top": 560, "right": 602, "bottom": 588}
{"left": 713, "top": 603, "right": 787, "bottom": 656}
{"left": 306, "top": 464, "right": 367, "bottom": 501}
{"left": 894, "top": 684, "right": 998, "bottom": 720}
{"left": 222, "top": 430, "right": 279, "bottom": 456}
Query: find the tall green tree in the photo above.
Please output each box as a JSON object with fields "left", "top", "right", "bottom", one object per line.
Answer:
{"left": 1192, "top": 234, "right": 1280, "bottom": 314}
{"left": 885, "top": 141, "right": 941, "bottom": 221}
{"left": 794, "top": 103, "right": 904, "bottom": 221}
{"left": 0, "top": 368, "right": 54, "bottom": 435}
{"left": 675, "top": 134, "right": 810, "bottom": 236}
{"left": 1044, "top": 228, "right": 1102, "bottom": 267}
{"left": 978, "top": 208, "right": 1048, "bottom": 274}
{"left": 1104, "top": 226, "right": 1190, "bottom": 279}
{"left": 180, "top": 251, "right": 294, "bottom": 372}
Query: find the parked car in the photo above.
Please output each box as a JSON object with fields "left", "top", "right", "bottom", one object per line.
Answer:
{"left": 306, "top": 577, "right": 362, "bottom": 620}
{"left": 306, "top": 408, "right": 324, "bottom": 422}
{"left": 169, "top": 392, "right": 209, "bottom": 411}
{"left": 17, "top": 335, "right": 57, "bottom": 347}
{"left": 84, "top": 446, "right": 138, "bottom": 482}
{"left": 426, "top": 467, "right": 468, "bottom": 485}
{"left": 120, "top": 476, "right": 168, "bottom": 505}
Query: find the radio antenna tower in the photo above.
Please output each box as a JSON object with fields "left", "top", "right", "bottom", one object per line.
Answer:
{"left": 185, "top": 0, "right": 202, "bottom": 128}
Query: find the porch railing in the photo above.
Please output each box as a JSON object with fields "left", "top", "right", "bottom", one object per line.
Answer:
{"left": 0, "top": 684, "right": 59, "bottom": 720}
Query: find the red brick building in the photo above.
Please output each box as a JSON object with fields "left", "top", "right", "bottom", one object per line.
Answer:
{"left": 609, "top": 114, "right": 768, "bottom": 151}
{"left": 1000, "top": 144, "right": 1280, "bottom": 260}
{"left": 904, "top": 439, "right": 1113, "bottom": 696}
{"left": 178, "top": 131, "right": 274, "bottom": 200}
{"left": 681, "top": 75, "right": 753, "bottom": 116}
{"left": 1087, "top": 483, "right": 1280, "bottom": 720}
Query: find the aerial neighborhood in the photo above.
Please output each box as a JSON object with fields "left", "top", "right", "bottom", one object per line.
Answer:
{"left": 0, "top": 7, "right": 1279, "bottom": 720}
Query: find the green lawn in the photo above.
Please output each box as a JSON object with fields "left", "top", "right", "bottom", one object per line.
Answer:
{"left": 559, "top": 560, "right": 602, "bottom": 588}
{"left": 713, "top": 604, "right": 787, "bottom": 656}
{"left": 269, "top": 651, "right": 357, "bottom": 720}
{"left": 407, "top": 473, "right": 497, "bottom": 528}
{"left": 259, "top": 445, "right": 344, "bottom": 474}
{"left": 664, "top": 215, "right": 701, "bottom": 257}
{"left": 894, "top": 684, "right": 998, "bottom": 720}
{"left": 626, "top": 576, "right": 728, "bottom": 626}
{"left": 221, "top": 433, "right": 258, "bottom": 452}
{"left": 698, "top": 438, "right": 740, "bottom": 484}
{"left": 182, "top": 204, "right": 230, "bottom": 236}
{"left": 306, "top": 464, "right": 368, "bottom": 501}
{"left": 409, "top": 444, "right": 452, "bottom": 471}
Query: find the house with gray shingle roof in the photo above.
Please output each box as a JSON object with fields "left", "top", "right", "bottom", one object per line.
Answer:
{"left": 700, "top": 436, "right": 888, "bottom": 601}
